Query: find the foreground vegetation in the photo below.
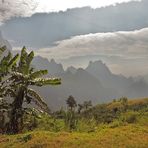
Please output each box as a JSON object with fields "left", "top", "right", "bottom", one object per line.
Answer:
{"left": 1, "top": 98, "right": 148, "bottom": 148}
{"left": 1, "top": 124, "right": 148, "bottom": 148}
{"left": 0, "top": 46, "right": 61, "bottom": 134}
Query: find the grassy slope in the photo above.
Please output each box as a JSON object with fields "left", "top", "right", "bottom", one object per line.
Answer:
{"left": 1, "top": 124, "right": 148, "bottom": 148}
{"left": 107, "top": 98, "right": 148, "bottom": 110}
{"left": 1, "top": 98, "right": 148, "bottom": 148}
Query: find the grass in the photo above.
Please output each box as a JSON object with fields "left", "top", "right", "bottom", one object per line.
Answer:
{"left": 1, "top": 98, "right": 148, "bottom": 147}
{"left": 1, "top": 124, "right": 148, "bottom": 148}
{"left": 107, "top": 98, "right": 148, "bottom": 110}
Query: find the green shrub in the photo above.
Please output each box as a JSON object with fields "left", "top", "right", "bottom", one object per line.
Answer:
{"left": 109, "top": 120, "right": 124, "bottom": 128}
{"left": 76, "top": 118, "right": 96, "bottom": 132}
{"left": 120, "top": 111, "right": 139, "bottom": 124}
{"left": 17, "top": 134, "right": 32, "bottom": 142}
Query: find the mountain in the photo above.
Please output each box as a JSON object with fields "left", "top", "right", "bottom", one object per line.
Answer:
{"left": 33, "top": 68, "right": 114, "bottom": 110}
{"left": 126, "top": 79, "right": 148, "bottom": 98}
{"left": 0, "top": 31, "right": 11, "bottom": 50}
{"left": 31, "top": 57, "right": 148, "bottom": 110}
{"left": 66, "top": 66, "right": 77, "bottom": 74}
{"left": 143, "top": 74, "right": 148, "bottom": 84}
{"left": 85, "top": 60, "right": 133, "bottom": 95}
{"left": 32, "top": 56, "right": 64, "bottom": 75}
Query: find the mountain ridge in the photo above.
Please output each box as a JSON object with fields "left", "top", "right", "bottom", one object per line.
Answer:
{"left": 31, "top": 56, "right": 148, "bottom": 110}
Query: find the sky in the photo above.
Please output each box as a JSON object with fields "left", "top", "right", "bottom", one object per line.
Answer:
{"left": 0, "top": 0, "right": 147, "bottom": 77}
{"left": 0, "top": 0, "right": 140, "bottom": 23}
{"left": 35, "top": 0, "right": 140, "bottom": 12}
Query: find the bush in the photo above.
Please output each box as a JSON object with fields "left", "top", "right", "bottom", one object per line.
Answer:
{"left": 109, "top": 120, "right": 124, "bottom": 128}
{"left": 17, "top": 134, "right": 32, "bottom": 142}
{"left": 76, "top": 118, "right": 96, "bottom": 132}
{"left": 120, "top": 111, "right": 139, "bottom": 124}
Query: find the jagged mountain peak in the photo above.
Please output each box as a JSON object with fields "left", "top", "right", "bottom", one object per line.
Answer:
{"left": 32, "top": 56, "right": 64, "bottom": 75}
{"left": 66, "top": 66, "right": 77, "bottom": 74}
{"left": 34, "top": 56, "right": 49, "bottom": 63}
{"left": 50, "top": 58, "right": 56, "bottom": 63}
{"left": 86, "top": 60, "right": 112, "bottom": 76}
{"left": 26, "top": 57, "right": 148, "bottom": 109}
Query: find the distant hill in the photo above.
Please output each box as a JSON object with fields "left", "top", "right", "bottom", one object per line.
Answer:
{"left": 66, "top": 66, "right": 77, "bottom": 74}
{"left": 143, "top": 74, "right": 148, "bottom": 84}
{"left": 0, "top": 31, "right": 11, "bottom": 50}
{"left": 106, "top": 98, "right": 148, "bottom": 111}
{"left": 85, "top": 60, "right": 133, "bottom": 95}
{"left": 33, "top": 68, "right": 114, "bottom": 110}
{"left": 32, "top": 56, "right": 64, "bottom": 75}
{"left": 125, "top": 80, "right": 148, "bottom": 98}
{"left": 32, "top": 56, "right": 148, "bottom": 110}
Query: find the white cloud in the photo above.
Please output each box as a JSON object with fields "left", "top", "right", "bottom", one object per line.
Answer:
{"left": 0, "top": 0, "right": 140, "bottom": 23}
{"left": 35, "top": 28, "right": 148, "bottom": 76}
{"left": 0, "top": 0, "right": 37, "bottom": 23}
{"left": 36, "top": 28, "right": 148, "bottom": 59}
{"left": 35, "top": 0, "right": 140, "bottom": 12}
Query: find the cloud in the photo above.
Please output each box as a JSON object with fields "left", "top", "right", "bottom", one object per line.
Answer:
{"left": 36, "top": 28, "right": 148, "bottom": 59}
{"left": 35, "top": 28, "right": 148, "bottom": 76}
{"left": 0, "top": 0, "right": 37, "bottom": 23}
{"left": 1, "top": 0, "right": 148, "bottom": 47}
{"left": 0, "top": 0, "right": 139, "bottom": 23}
{"left": 35, "top": 0, "right": 140, "bottom": 12}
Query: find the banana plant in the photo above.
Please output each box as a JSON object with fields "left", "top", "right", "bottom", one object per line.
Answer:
{"left": 0, "top": 46, "right": 19, "bottom": 97}
{"left": 8, "top": 46, "right": 61, "bottom": 134}
{"left": 0, "top": 46, "right": 6, "bottom": 56}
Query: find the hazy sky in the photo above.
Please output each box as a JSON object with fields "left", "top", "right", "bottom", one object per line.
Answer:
{"left": 35, "top": 0, "right": 140, "bottom": 12}
{"left": 0, "top": 0, "right": 140, "bottom": 23}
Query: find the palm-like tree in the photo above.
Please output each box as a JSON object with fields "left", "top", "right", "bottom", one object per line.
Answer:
{"left": 6, "top": 47, "right": 61, "bottom": 133}
{"left": 0, "top": 46, "right": 5, "bottom": 56}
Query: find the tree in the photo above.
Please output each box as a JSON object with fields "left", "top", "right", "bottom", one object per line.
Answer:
{"left": 65, "top": 96, "right": 77, "bottom": 130}
{"left": 83, "top": 100, "right": 92, "bottom": 110}
{"left": 78, "top": 104, "right": 83, "bottom": 114}
{"left": 120, "top": 97, "right": 128, "bottom": 112}
{"left": 5, "top": 47, "right": 61, "bottom": 134}
{"left": 0, "top": 46, "right": 20, "bottom": 133}
{"left": 77, "top": 100, "right": 93, "bottom": 114}
{"left": 66, "top": 95, "right": 77, "bottom": 111}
